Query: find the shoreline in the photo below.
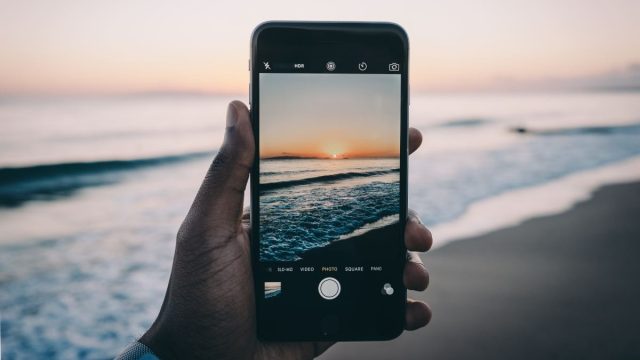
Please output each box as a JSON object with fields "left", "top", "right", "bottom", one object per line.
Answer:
{"left": 322, "top": 180, "right": 640, "bottom": 359}
{"left": 300, "top": 156, "right": 640, "bottom": 263}
{"left": 299, "top": 223, "right": 401, "bottom": 263}
{"left": 429, "top": 155, "right": 640, "bottom": 249}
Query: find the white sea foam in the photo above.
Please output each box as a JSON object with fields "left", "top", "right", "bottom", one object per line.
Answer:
{"left": 2, "top": 93, "right": 639, "bottom": 358}
{"left": 337, "top": 214, "right": 400, "bottom": 241}
{"left": 430, "top": 156, "right": 640, "bottom": 249}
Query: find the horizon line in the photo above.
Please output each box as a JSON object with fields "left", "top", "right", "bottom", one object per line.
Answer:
{"left": 261, "top": 155, "right": 399, "bottom": 160}
{"left": 3, "top": 87, "right": 640, "bottom": 100}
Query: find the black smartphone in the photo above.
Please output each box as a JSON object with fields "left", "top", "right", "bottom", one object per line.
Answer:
{"left": 250, "top": 21, "right": 408, "bottom": 341}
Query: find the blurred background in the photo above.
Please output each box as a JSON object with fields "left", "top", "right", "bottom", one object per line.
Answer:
{"left": 1, "top": 1, "right": 639, "bottom": 359}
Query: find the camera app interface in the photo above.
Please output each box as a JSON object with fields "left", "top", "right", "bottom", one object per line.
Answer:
{"left": 259, "top": 66, "right": 401, "bottom": 309}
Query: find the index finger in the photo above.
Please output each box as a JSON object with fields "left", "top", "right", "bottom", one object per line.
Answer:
{"left": 409, "top": 127, "right": 422, "bottom": 155}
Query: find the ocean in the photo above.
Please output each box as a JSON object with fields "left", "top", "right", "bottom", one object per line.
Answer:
{"left": 1, "top": 92, "right": 640, "bottom": 358}
{"left": 260, "top": 158, "right": 400, "bottom": 262}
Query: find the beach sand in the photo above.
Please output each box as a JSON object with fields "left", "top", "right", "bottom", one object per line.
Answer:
{"left": 300, "top": 223, "right": 401, "bottom": 263}
{"left": 320, "top": 181, "right": 640, "bottom": 359}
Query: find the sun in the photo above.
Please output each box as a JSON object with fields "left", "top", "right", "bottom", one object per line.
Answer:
{"left": 323, "top": 143, "right": 346, "bottom": 158}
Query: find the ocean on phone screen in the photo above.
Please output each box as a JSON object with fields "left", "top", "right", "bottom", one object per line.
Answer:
{"left": 1, "top": 93, "right": 640, "bottom": 358}
{"left": 259, "top": 158, "right": 400, "bottom": 261}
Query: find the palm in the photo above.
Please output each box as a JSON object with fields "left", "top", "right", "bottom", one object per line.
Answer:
{"left": 140, "top": 101, "right": 431, "bottom": 360}
{"left": 236, "top": 214, "right": 329, "bottom": 359}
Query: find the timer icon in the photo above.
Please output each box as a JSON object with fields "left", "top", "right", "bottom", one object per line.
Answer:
{"left": 358, "top": 62, "right": 367, "bottom": 71}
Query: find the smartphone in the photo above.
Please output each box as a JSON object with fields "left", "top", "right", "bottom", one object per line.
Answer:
{"left": 250, "top": 21, "right": 408, "bottom": 341}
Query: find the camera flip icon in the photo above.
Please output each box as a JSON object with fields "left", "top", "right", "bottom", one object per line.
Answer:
{"left": 388, "top": 63, "right": 400, "bottom": 71}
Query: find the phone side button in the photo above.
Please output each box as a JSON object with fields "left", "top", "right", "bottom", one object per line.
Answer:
{"left": 321, "top": 314, "right": 339, "bottom": 337}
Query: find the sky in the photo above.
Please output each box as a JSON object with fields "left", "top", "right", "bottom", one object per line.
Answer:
{"left": 259, "top": 73, "right": 400, "bottom": 159}
{"left": 1, "top": 0, "right": 639, "bottom": 95}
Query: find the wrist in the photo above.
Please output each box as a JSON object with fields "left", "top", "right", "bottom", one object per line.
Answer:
{"left": 116, "top": 341, "right": 160, "bottom": 360}
{"left": 139, "top": 321, "right": 179, "bottom": 360}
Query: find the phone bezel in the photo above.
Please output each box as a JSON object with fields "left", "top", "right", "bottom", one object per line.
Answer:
{"left": 250, "top": 21, "right": 409, "bottom": 341}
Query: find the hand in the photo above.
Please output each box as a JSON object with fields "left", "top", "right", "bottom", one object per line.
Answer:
{"left": 140, "top": 101, "right": 433, "bottom": 359}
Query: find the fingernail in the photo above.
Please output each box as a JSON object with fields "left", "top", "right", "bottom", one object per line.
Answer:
{"left": 412, "top": 215, "right": 424, "bottom": 225}
{"left": 226, "top": 102, "right": 238, "bottom": 127}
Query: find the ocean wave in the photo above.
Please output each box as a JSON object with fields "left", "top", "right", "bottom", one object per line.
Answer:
{"left": 437, "top": 118, "right": 491, "bottom": 128}
{"left": 337, "top": 214, "right": 400, "bottom": 241}
{"left": 260, "top": 168, "right": 400, "bottom": 192}
{"left": 0, "top": 151, "right": 211, "bottom": 207}
{"left": 430, "top": 156, "right": 640, "bottom": 249}
{"left": 260, "top": 169, "right": 321, "bottom": 176}
{"left": 260, "top": 179, "right": 400, "bottom": 261}
{"left": 510, "top": 122, "right": 640, "bottom": 136}
{"left": 49, "top": 125, "right": 218, "bottom": 142}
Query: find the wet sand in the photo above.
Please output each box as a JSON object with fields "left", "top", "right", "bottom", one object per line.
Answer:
{"left": 299, "top": 223, "right": 401, "bottom": 263}
{"left": 320, "top": 181, "right": 640, "bottom": 359}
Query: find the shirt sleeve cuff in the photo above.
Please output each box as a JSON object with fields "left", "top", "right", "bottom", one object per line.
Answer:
{"left": 115, "top": 341, "right": 160, "bottom": 360}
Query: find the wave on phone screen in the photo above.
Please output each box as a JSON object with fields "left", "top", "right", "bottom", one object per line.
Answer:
{"left": 259, "top": 73, "right": 401, "bottom": 262}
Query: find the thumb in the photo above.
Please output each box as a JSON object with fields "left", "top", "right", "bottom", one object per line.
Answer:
{"left": 184, "top": 100, "right": 254, "bottom": 236}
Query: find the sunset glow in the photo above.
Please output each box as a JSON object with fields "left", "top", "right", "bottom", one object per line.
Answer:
{"left": 260, "top": 74, "right": 400, "bottom": 159}
{"left": 261, "top": 137, "right": 400, "bottom": 159}
{"left": 1, "top": 1, "right": 639, "bottom": 95}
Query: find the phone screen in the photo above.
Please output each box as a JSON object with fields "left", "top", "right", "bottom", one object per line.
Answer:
{"left": 251, "top": 23, "right": 408, "bottom": 340}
